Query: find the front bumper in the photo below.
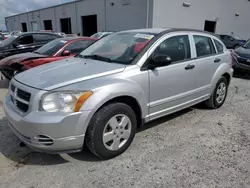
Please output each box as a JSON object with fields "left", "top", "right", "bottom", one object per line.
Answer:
{"left": 4, "top": 94, "right": 90, "bottom": 153}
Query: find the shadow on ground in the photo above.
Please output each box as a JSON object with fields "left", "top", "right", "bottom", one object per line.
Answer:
{"left": 0, "top": 108, "right": 193, "bottom": 165}
{"left": 0, "top": 79, "right": 9, "bottom": 89}
{"left": 233, "top": 70, "right": 250, "bottom": 80}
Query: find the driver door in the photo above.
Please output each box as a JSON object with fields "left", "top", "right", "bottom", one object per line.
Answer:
{"left": 148, "top": 33, "right": 197, "bottom": 120}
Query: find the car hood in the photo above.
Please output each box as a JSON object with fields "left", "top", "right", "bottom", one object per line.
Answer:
{"left": 0, "top": 52, "right": 47, "bottom": 67}
{"left": 14, "top": 57, "right": 126, "bottom": 90}
{"left": 234, "top": 47, "right": 250, "bottom": 59}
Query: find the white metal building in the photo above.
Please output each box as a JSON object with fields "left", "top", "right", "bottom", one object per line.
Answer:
{"left": 5, "top": 0, "right": 250, "bottom": 39}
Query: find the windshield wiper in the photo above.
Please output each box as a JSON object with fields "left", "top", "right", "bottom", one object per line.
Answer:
{"left": 81, "top": 54, "right": 112, "bottom": 63}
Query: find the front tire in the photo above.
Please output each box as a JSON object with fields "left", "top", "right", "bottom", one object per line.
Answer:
{"left": 85, "top": 103, "right": 137, "bottom": 159}
{"left": 205, "top": 77, "right": 228, "bottom": 109}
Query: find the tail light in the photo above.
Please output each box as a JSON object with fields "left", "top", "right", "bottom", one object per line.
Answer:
{"left": 229, "top": 51, "right": 234, "bottom": 67}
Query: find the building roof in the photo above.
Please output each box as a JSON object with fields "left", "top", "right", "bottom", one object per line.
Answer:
{"left": 5, "top": 0, "right": 80, "bottom": 18}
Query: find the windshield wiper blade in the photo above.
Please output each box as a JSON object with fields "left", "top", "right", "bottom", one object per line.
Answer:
{"left": 82, "top": 54, "right": 112, "bottom": 62}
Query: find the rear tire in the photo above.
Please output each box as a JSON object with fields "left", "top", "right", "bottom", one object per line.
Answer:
{"left": 85, "top": 103, "right": 137, "bottom": 159}
{"left": 205, "top": 77, "right": 228, "bottom": 109}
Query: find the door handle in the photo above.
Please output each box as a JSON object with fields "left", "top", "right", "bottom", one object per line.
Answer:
{"left": 214, "top": 58, "right": 221, "bottom": 63}
{"left": 185, "top": 64, "right": 195, "bottom": 70}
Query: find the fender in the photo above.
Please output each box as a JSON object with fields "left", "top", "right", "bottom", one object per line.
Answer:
{"left": 210, "top": 63, "right": 233, "bottom": 92}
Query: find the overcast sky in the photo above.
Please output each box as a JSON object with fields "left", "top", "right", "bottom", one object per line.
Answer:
{"left": 0, "top": 0, "right": 72, "bottom": 30}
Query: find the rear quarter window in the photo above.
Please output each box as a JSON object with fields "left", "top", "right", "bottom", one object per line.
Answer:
{"left": 214, "top": 39, "right": 224, "bottom": 53}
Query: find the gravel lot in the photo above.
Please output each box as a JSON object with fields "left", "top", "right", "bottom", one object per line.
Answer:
{"left": 1, "top": 75, "right": 250, "bottom": 188}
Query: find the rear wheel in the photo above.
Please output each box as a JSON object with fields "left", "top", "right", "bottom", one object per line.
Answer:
{"left": 85, "top": 103, "right": 137, "bottom": 159}
{"left": 205, "top": 77, "right": 228, "bottom": 109}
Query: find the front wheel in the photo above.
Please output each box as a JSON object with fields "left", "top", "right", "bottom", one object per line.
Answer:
{"left": 205, "top": 77, "right": 228, "bottom": 109}
{"left": 85, "top": 103, "right": 137, "bottom": 159}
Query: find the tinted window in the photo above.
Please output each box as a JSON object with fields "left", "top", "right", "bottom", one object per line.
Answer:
{"left": 214, "top": 39, "right": 224, "bottom": 53}
{"left": 33, "top": 34, "right": 59, "bottom": 43}
{"left": 0, "top": 36, "right": 17, "bottom": 47}
{"left": 154, "top": 35, "right": 191, "bottom": 63}
{"left": 65, "top": 40, "right": 95, "bottom": 54}
{"left": 16, "top": 35, "right": 34, "bottom": 45}
{"left": 219, "top": 35, "right": 225, "bottom": 40}
{"left": 0, "top": 34, "right": 4, "bottom": 40}
{"left": 194, "top": 35, "right": 216, "bottom": 57}
{"left": 34, "top": 39, "right": 68, "bottom": 56}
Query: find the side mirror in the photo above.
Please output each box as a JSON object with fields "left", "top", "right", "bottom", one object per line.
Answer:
{"left": 149, "top": 55, "right": 172, "bottom": 69}
{"left": 62, "top": 50, "right": 70, "bottom": 56}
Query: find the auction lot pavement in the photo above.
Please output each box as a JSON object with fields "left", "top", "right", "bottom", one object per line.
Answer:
{"left": 1, "top": 75, "right": 250, "bottom": 188}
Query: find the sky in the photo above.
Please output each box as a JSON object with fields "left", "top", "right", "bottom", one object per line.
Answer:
{"left": 0, "top": 0, "right": 72, "bottom": 30}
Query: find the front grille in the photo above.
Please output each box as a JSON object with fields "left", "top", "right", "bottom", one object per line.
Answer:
{"left": 9, "top": 83, "right": 31, "bottom": 113}
{"left": 16, "top": 100, "right": 29, "bottom": 112}
{"left": 17, "top": 89, "right": 31, "bottom": 102}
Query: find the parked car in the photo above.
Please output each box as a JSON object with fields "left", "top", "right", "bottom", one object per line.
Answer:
{"left": 219, "top": 34, "right": 245, "bottom": 49}
{"left": 91, "top": 32, "right": 113, "bottom": 39}
{"left": 2, "top": 32, "right": 11, "bottom": 38}
{"left": 0, "top": 32, "right": 62, "bottom": 78}
{"left": 38, "top": 30, "right": 66, "bottom": 37}
{"left": 0, "top": 33, "right": 6, "bottom": 44}
{"left": 232, "top": 39, "right": 250, "bottom": 72}
{"left": 0, "top": 37, "right": 97, "bottom": 80}
{"left": 4, "top": 28, "right": 233, "bottom": 159}
{"left": 10, "top": 30, "right": 22, "bottom": 36}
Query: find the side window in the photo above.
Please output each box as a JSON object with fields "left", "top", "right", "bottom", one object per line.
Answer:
{"left": 33, "top": 34, "right": 59, "bottom": 43}
{"left": 220, "top": 35, "right": 225, "bottom": 40}
{"left": 154, "top": 35, "right": 191, "bottom": 63}
{"left": 194, "top": 35, "right": 216, "bottom": 57}
{"left": 65, "top": 40, "right": 94, "bottom": 54}
{"left": 16, "top": 35, "right": 34, "bottom": 45}
{"left": 214, "top": 39, "right": 224, "bottom": 53}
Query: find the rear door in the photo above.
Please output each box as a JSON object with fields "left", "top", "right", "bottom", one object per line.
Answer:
{"left": 191, "top": 34, "right": 221, "bottom": 97}
{"left": 33, "top": 34, "right": 60, "bottom": 50}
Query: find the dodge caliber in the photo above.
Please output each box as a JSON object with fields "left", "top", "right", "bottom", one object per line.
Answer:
{"left": 4, "top": 28, "right": 233, "bottom": 159}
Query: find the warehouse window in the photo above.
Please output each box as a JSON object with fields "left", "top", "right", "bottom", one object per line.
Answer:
{"left": 194, "top": 35, "right": 216, "bottom": 57}
{"left": 122, "top": 0, "right": 131, "bottom": 5}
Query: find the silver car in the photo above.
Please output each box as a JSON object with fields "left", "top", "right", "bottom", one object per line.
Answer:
{"left": 4, "top": 28, "right": 233, "bottom": 159}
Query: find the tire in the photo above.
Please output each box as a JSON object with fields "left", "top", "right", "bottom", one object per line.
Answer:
{"left": 205, "top": 77, "right": 228, "bottom": 109}
{"left": 85, "top": 103, "right": 137, "bottom": 159}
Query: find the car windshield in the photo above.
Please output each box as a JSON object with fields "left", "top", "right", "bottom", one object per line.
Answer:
{"left": 243, "top": 40, "right": 250, "bottom": 49}
{"left": 34, "top": 39, "right": 68, "bottom": 56}
{"left": 0, "top": 36, "right": 17, "bottom": 47}
{"left": 91, "top": 33, "right": 103, "bottom": 38}
{"left": 79, "top": 32, "right": 155, "bottom": 64}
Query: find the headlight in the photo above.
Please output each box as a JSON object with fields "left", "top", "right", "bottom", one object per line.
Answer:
{"left": 40, "top": 91, "right": 92, "bottom": 112}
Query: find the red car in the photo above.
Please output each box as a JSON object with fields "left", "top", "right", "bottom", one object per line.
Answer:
{"left": 0, "top": 37, "right": 97, "bottom": 80}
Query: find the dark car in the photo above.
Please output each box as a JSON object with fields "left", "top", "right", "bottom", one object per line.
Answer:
{"left": 219, "top": 34, "right": 245, "bottom": 49}
{"left": 232, "top": 39, "right": 250, "bottom": 72}
{"left": 0, "top": 32, "right": 62, "bottom": 61}
{"left": 0, "top": 37, "right": 97, "bottom": 79}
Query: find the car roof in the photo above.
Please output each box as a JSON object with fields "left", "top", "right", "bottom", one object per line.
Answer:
{"left": 120, "top": 28, "right": 221, "bottom": 38}
{"left": 54, "top": 37, "right": 97, "bottom": 42}
{"left": 16, "top": 32, "right": 61, "bottom": 36}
